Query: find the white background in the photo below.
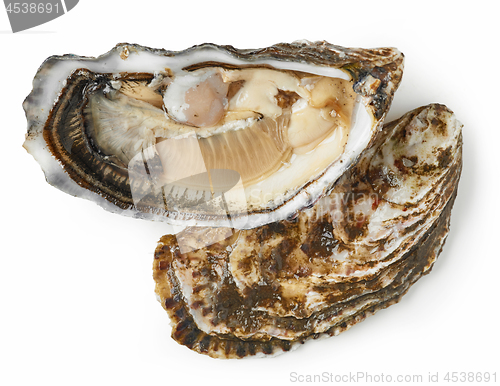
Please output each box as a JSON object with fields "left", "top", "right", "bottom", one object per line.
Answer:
{"left": 1, "top": 1, "right": 498, "bottom": 385}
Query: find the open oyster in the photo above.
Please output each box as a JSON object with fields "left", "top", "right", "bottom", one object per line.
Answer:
{"left": 23, "top": 42, "right": 462, "bottom": 360}
{"left": 23, "top": 42, "right": 403, "bottom": 228}
{"left": 153, "top": 103, "right": 462, "bottom": 358}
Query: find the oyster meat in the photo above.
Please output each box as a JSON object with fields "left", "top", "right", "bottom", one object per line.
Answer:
{"left": 23, "top": 42, "right": 403, "bottom": 228}
{"left": 23, "top": 42, "right": 462, "bottom": 359}
{"left": 153, "top": 103, "right": 462, "bottom": 358}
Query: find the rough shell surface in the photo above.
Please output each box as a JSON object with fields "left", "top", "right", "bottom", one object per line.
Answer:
{"left": 153, "top": 103, "right": 462, "bottom": 358}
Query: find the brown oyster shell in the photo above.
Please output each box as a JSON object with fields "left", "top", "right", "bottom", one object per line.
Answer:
{"left": 153, "top": 103, "right": 462, "bottom": 358}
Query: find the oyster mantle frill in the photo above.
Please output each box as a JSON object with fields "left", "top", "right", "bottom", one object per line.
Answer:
{"left": 23, "top": 42, "right": 404, "bottom": 229}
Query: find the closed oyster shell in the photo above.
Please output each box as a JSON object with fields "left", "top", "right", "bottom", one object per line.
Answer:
{"left": 23, "top": 41, "right": 403, "bottom": 229}
{"left": 153, "top": 103, "right": 462, "bottom": 358}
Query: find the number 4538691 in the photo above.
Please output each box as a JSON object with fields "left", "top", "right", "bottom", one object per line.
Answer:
{"left": 5, "top": 3, "right": 61, "bottom": 14}
{"left": 444, "top": 372, "right": 497, "bottom": 382}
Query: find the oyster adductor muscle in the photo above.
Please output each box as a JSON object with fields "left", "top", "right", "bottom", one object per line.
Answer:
{"left": 23, "top": 42, "right": 404, "bottom": 229}
{"left": 153, "top": 103, "right": 462, "bottom": 358}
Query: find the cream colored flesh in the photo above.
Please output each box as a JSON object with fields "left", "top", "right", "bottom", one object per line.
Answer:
{"left": 87, "top": 66, "right": 358, "bottom": 214}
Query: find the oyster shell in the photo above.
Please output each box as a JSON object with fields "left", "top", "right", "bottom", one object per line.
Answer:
{"left": 22, "top": 42, "right": 462, "bottom": 360}
{"left": 23, "top": 42, "right": 403, "bottom": 228}
{"left": 153, "top": 103, "right": 462, "bottom": 358}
